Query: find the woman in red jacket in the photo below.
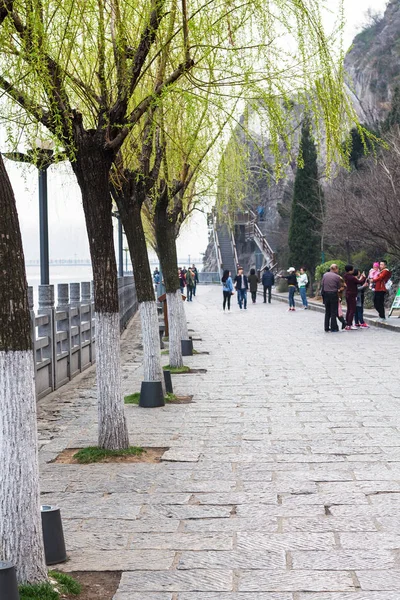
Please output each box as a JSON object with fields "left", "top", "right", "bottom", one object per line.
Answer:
{"left": 373, "top": 260, "right": 392, "bottom": 321}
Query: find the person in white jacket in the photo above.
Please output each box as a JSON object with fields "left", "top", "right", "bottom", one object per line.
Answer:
{"left": 297, "top": 267, "right": 309, "bottom": 309}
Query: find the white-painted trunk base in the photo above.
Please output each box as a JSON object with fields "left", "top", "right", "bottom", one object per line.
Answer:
{"left": 179, "top": 298, "right": 190, "bottom": 341}
{"left": 166, "top": 290, "right": 184, "bottom": 368}
{"left": 95, "top": 312, "right": 129, "bottom": 449}
{"left": 0, "top": 351, "right": 47, "bottom": 584}
{"left": 139, "top": 301, "right": 166, "bottom": 395}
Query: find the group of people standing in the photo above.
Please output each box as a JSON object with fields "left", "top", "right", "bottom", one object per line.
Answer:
{"left": 221, "top": 265, "right": 276, "bottom": 310}
{"left": 321, "top": 260, "right": 392, "bottom": 332}
{"left": 178, "top": 265, "right": 199, "bottom": 301}
{"left": 280, "top": 267, "right": 310, "bottom": 311}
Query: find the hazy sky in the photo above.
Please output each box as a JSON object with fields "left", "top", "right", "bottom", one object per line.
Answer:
{"left": 4, "top": 0, "right": 388, "bottom": 264}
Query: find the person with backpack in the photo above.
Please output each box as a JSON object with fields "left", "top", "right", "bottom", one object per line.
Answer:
{"left": 262, "top": 266, "right": 275, "bottom": 303}
{"left": 373, "top": 260, "right": 392, "bottom": 321}
{"left": 248, "top": 268, "right": 259, "bottom": 304}
{"left": 221, "top": 269, "right": 234, "bottom": 311}
{"left": 297, "top": 267, "right": 309, "bottom": 309}
{"left": 283, "top": 267, "right": 298, "bottom": 311}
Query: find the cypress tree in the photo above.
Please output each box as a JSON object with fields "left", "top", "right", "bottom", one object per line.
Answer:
{"left": 288, "top": 120, "right": 323, "bottom": 278}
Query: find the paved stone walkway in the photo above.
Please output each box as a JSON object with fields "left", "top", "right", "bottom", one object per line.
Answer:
{"left": 38, "top": 285, "right": 400, "bottom": 599}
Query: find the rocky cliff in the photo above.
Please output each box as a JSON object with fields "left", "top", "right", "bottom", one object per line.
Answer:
{"left": 345, "top": 0, "right": 400, "bottom": 125}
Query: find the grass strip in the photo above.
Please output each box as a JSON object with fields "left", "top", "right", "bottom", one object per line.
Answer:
{"left": 124, "top": 392, "right": 140, "bottom": 404}
{"left": 73, "top": 446, "right": 144, "bottom": 464}
{"left": 163, "top": 365, "right": 190, "bottom": 374}
{"left": 19, "top": 572, "right": 80, "bottom": 600}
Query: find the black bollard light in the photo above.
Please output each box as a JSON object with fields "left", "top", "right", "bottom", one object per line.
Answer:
{"left": 41, "top": 505, "right": 67, "bottom": 565}
{"left": 163, "top": 370, "right": 173, "bottom": 394}
{"left": 0, "top": 561, "right": 20, "bottom": 600}
{"left": 139, "top": 381, "right": 165, "bottom": 408}
{"left": 181, "top": 339, "right": 193, "bottom": 356}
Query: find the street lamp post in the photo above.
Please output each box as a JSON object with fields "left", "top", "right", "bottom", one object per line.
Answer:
{"left": 112, "top": 211, "right": 124, "bottom": 278}
{"left": 4, "top": 146, "right": 54, "bottom": 285}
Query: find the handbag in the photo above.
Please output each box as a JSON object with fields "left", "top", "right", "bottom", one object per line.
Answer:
{"left": 385, "top": 279, "right": 393, "bottom": 291}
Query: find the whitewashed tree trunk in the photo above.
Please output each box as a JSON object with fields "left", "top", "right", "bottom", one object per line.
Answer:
{"left": 140, "top": 300, "right": 166, "bottom": 395}
{"left": 166, "top": 290, "right": 184, "bottom": 368}
{"left": 96, "top": 312, "right": 129, "bottom": 449}
{"left": 0, "top": 351, "right": 48, "bottom": 583}
{"left": 179, "top": 299, "right": 190, "bottom": 341}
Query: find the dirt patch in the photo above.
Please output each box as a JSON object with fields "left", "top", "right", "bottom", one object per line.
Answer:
{"left": 53, "top": 447, "right": 168, "bottom": 464}
{"left": 63, "top": 571, "right": 121, "bottom": 600}
{"left": 189, "top": 368, "right": 207, "bottom": 374}
{"left": 169, "top": 395, "right": 194, "bottom": 404}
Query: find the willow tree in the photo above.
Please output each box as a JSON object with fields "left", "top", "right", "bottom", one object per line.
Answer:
{"left": 110, "top": 113, "right": 165, "bottom": 392}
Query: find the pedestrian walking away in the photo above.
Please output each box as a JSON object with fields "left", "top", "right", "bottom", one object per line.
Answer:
{"left": 297, "top": 267, "right": 309, "bottom": 308}
{"left": 262, "top": 266, "right": 274, "bottom": 303}
{"left": 321, "top": 264, "right": 342, "bottom": 332}
{"left": 373, "top": 260, "right": 392, "bottom": 321}
{"left": 221, "top": 269, "right": 234, "bottom": 311}
{"left": 186, "top": 268, "right": 195, "bottom": 301}
{"left": 234, "top": 267, "right": 248, "bottom": 310}
{"left": 248, "top": 268, "right": 259, "bottom": 304}
{"left": 284, "top": 267, "right": 297, "bottom": 311}
{"left": 343, "top": 265, "right": 366, "bottom": 330}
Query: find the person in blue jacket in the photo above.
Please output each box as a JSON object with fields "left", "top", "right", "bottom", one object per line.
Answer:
{"left": 221, "top": 269, "right": 234, "bottom": 311}
{"left": 262, "top": 266, "right": 275, "bottom": 303}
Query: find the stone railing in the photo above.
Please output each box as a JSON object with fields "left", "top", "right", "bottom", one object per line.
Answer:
{"left": 29, "top": 277, "right": 137, "bottom": 400}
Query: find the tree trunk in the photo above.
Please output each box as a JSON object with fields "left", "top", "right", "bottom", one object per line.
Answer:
{"left": 154, "top": 201, "right": 185, "bottom": 368}
{"left": 117, "top": 192, "right": 165, "bottom": 392}
{"left": 72, "top": 140, "right": 129, "bottom": 450}
{"left": 0, "top": 154, "right": 48, "bottom": 583}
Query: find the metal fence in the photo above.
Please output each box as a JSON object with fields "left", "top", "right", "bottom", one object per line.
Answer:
{"left": 198, "top": 272, "right": 220, "bottom": 284}
{"left": 29, "top": 277, "right": 138, "bottom": 399}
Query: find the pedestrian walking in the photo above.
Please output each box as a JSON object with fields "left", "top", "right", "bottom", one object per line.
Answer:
{"left": 234, "top": 267, "right": 248, "bottom": 310}
{"left": 191, "top": 264, "right": 199, "bottom": 296}
{"left": 354, "top": 270, "right": 369, "bottom": 328}
{"left": 321, "top": 264, "right": 342, "bottom": 332}
{"left": 248, "top": 268, "right": 259, "bottom": 303}
{"left": 343, "top": 265, "right": 366, "bottom": 330}
{"left": 186, "top": 268, "right": 195, "bottom": 301}
{"left": 284, "top": 267, "right": 298, "bottom": 311}
{"left": 373, "top": 260, "right": 392, "bottom": 321}
{"left": 222, "top": 269, "right": 234, "bottom": 311}
{"left": 262, "top": 266, "right": 274, "bottom": 303}
{"left": 178, "top": 268, "right": 186, "bottom": 295}
{"left": 297, "top": 267, "right": 309, "bottom": 309}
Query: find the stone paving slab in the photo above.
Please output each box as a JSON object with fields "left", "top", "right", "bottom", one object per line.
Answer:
{"left": 35, "top": 286, "right": 400, "bottom": 597}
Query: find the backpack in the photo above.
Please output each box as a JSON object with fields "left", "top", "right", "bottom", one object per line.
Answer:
{"left": 385, "top": 278, "right": 393, "bottom": 291}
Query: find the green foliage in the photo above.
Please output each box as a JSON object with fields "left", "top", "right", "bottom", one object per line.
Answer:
{"left": 163, "top": 364, "right": 190, "bottom": 374}
{"left": 315, "top": 260, "right": 347, "bottom": 281}
{"left": 288, "top": 121, "right": 323, "bottom": 273}
{"left": 165, "top": 393, "right": 178, "bottom": 402}
{"left": 344, "top": 126, "right": 377, "bottom": 170}
{"left": 73, "top": 446, "right": 144, "bottom": 463}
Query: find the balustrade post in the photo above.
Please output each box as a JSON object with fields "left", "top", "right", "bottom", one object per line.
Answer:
{"left": 38, "top": 284, "right": 55, "bottom": 392}
{"left": 57, "top": 284, "right": 71, "bottom": 384}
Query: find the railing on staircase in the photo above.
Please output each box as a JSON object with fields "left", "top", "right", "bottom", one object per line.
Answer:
{"left": 211, "top": 210, "right": 224, "bottom": 276}
{"left": 241, "top": 208, "right": 276, "bottom": 270}
{"left": 230, "top": 228, "right": 239, "bottom": 269}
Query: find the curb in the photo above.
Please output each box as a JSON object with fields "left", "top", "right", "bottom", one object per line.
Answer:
{"left": 257, "top": 289, "right": 400, "bottom": 333}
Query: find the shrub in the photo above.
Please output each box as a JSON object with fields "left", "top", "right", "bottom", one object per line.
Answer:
{"left": 315, "top": 260, "right": 347, "bottom": 281}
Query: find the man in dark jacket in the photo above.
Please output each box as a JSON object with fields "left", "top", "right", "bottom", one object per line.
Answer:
{"left": 234, "top": 267, "right": 248, "bottom": 309}
{"left": 262, "top": 267, "right": 275, "bottom": 303}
